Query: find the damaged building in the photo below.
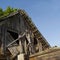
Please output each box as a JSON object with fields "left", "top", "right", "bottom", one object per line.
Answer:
{"left": 0, "top": 10, "right": 60, "bottom": 60}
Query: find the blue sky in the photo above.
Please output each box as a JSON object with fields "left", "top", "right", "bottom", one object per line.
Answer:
{"left": 0, "top": 0, "right": 60, "bottom": 47}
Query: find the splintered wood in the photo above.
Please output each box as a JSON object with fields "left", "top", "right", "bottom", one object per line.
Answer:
{"left": 8, "top": 45, "right": 20, "bottom": 58}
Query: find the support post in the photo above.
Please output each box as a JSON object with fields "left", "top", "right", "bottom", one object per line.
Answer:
{"left": 24, "top": 40, "right": 27, "bottom": 54}
{"left": 38, "top": 40, "right": 42, "bottom": 52}
{"left": 18, "top": 54, "right": 25, "bottom": 60}
{"left": 19, "top": 40, "right": 23, "bottom": 53}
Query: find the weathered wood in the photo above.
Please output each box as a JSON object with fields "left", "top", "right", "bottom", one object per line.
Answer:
{"left": 20, "top": 17, "right": 25, "bottom": 33}
{"left": 19, "top": 40, "right": 23, "bottom": 53}
{"left": 18, "top": 54, "right": 25, "bottom": 60}
{"left": 1, "top": 26, "right": 5, "bottom": 54}
{"left": 30, "top": 48, "right": 60, "bottom": 60}
{"left": 8, "top": 45, "right": 19, "bottom": 58}
{"left": 38, "top": 42, "right": 42, "bottom": 52}
{"left": 0, "top": 10, "right": 51, "bottom": 60}
{"left": 24, "top": 40, "right": 27, "bottom": 54}
{"left": 6, "top": 33, "right": 25, "bottom": 47}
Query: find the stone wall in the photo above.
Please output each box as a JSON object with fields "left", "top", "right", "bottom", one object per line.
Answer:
{"left": 29, "top": 47, "right": 60, "bottom": 60}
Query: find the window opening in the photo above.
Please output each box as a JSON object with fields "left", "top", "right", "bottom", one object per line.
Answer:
{"left": 7, "top": 30, "right": 19, "bottom": 44}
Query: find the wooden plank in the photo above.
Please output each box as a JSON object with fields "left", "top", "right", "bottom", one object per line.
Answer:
{"left": 6, "top": 32, "right": 17, "bottom": 47}
{"left": 33, "top": 29, "right": 38, "bottom": 33}
{"left": 8, "top": 45, "right": 19, "bottom": 58}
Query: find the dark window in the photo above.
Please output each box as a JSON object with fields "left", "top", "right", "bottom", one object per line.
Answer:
{"left": 7, "top": 30, "right": 19, "bottom": 44}
{"left": 34, "top": 37, "right": 38, "bottom": 45}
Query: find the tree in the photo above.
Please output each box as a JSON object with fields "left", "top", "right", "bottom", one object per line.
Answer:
{"left": 0, "top": 7, "right": 18, "bottom": 18}
{"left": 4, "top": 6, "right": 13, "bottom": 16}
{"left": 0, "top": 8, "right": 3, "bottom": 16}
{"left": 13, "top": 8, "right": 18, "bottom": 12}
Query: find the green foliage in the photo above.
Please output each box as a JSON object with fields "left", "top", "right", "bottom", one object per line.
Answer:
{"left": 4, "top": 6, "right": 13, "bottom": 15}
{"left": 13, "top": 8, "right": 18, "bottom": 12}
{"left": 0, "top": 8, "right": 3, "bottom": 16}
{"left": 0, "top": 6, "right": 18, "bottom": 18}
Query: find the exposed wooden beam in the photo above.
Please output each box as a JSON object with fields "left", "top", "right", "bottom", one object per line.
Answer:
{"left": 33, "top": 29, "right": 38, "bottom": 33}
{"left": 37, "top": 36, "right": 42, "bottom": 39}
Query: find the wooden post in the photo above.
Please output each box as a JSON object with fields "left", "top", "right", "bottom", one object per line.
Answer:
{"left": 18, "top": 33, "right": 29, "bottom": 60}
{"left": 6, "top": 56, "right": 10, "bottom": 60}
{"left": 19, "top": 40, "right": 23, "bottom": 53}
{"left": 18, "top": 54, "right": 25, "bottom": 60}
{"left": 1, "top": 26, "right": 5, "bottom": 54}
{"left": 24, "top": 40, "right": 27, "bottom": 54}
{"left": 38, "top": 40, "right": 42, "bottom": 52}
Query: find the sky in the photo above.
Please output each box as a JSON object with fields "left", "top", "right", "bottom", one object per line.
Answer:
{"left": 0, "top": 0, "right": 60, "bottom": 47}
